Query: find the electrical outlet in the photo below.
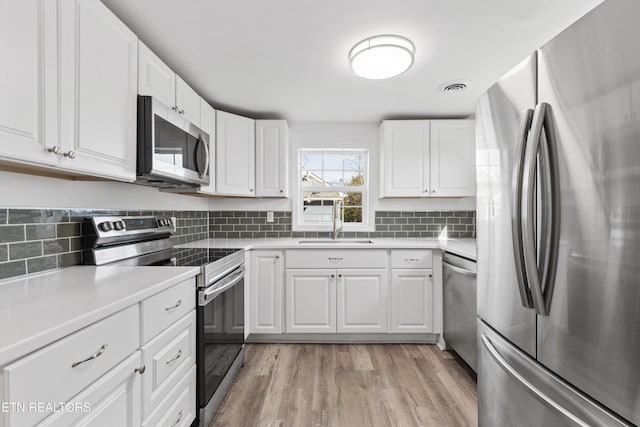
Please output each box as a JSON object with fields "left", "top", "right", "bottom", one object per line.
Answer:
{"left": 267, "top": 211, "right": 274, "bottom": 223}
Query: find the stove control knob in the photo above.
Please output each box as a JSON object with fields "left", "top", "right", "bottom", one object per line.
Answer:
{"left": 113, "top": 221, "right": 125, "bottom": 231}
{"left": 98, "top": 222, "right": 113, "bottom": 232}
{"left": 160, "top": 218, "right": 168, "bottom": 226}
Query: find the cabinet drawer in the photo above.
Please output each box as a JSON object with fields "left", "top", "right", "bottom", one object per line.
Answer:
{"left": 286, "top": 249, "right": 387, "bottom": 269}
{"left": 391, "top": 250, "right": 433, "bottom": 269}
{"left": 37, "top": 351, "right": 142, "bottom": 427}
{"left": 2, "top": 305, "right": 139, "bottom": 427}
{"left": 140, "top": 278, "right": 195, "bottom": 343}
{"left": 142, "top": 364, "right": 196, "bottom": 427}
{"left": 141, "top": 311, "right": 196, "bottom": 418}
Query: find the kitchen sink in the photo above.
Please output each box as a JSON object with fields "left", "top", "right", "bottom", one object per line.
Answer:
{"left": 298, "top": 239, "right": 374, "bottom": 244}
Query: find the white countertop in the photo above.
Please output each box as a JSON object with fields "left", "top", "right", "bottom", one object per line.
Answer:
{"left": 0, "top": 265, "right": 199, "bottom": 366}
{"left": 177, "top": 238, "right": 477, "bottom": 261}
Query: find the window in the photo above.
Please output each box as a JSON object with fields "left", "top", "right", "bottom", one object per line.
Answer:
{"left": 293, "top": 149, "right": 372, "bottom": 231}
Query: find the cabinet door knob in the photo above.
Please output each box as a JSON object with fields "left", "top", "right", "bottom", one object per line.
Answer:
{"left": 425, "top": 189, "right": 429, "bottom": 192}
{"left": 134, "top": 365, "right": 146, "bottom": 374}
{"left": 249, "top": 188, "right": 254, "bottom": 192}
{"left": 179, "top": 109, "right": 185, "bottom": 115}
{"left": 275, "top": 255, "right": 280, "bottom": 259}
{"left": 47, "top": 146, "right": 61, "bottom": 155}
{"left": 338, "top": 274, "right": 342, "bottom": 278}
{"left": 331, "top": 274, "right": 335, "bottom": 278}
{"left": 428, "top": 274, "right": 433, "bottom": 278}
{"left": 171, "top": 106, "right": 178, "bottom": 112}
{"left": 432, "top": 190, "right": 436, "bottom": 193}
{"left": 280, "top": 189, "right": 284, "bottom": 193}
{"left": 64, "top": 150, "right": 77, "bottom": 159}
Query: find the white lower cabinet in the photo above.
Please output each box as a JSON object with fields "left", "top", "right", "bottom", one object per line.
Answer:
{"left": 286, "top": 270, "right": 336, "bottom": 333}
{"left": 250, "top": 251, "right": 284, "bottom": 334}
{"left": 37, "top": 352, "right": 142, "bottom": 427}
{"left": 390, "top": 269, "right": 434, "bottom": 333}
{"left": 141, "top": 312, "right": 196, "bottom": 418}
{"left": 0, "top": 278, "right": 197, "bottom": 427}
{"left": 337, "top": 269, "right": 387, "bottom": 333}
{"left": 285, "top": 268, "right": 388, "bottom": 334}
{"left": 141, "top": 365, "right": 196, "bottom": 427}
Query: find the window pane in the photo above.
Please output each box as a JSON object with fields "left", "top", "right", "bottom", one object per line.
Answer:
{"left": 323, "top": 153, "right": 364, "bottom": 170}
{"left": 343, "top": 192, "right": 362, "bottom": 207}
{"left": 301, "top": 170, "right": 323, "bottom": 186}
{"left": 322, "top": 170, "right": 344, "bottom": 186}
{"left": 342, "top": 207, "right": 363, "bottom": 223}
{"left": 344, "top": 171, "right": 364, "bottom": 186}
{"left": 301, "top": 154, "right": 322, "bottom": 170}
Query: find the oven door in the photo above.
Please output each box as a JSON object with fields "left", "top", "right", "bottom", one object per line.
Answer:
{"left": 138, "top": 95, "right": 210, "bottom": 186}
{"left": 197, "top": 265, "right": 245, "bottom": 409}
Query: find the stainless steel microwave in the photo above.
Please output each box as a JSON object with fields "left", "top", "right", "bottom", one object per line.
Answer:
{"left": 136, "top": 95, "right": 210, "bottom": 188}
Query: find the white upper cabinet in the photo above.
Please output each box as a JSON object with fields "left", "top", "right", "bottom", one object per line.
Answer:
{"left": 429, "top": 120, "right": 476, "bottom": 197}
{"left": 0, "top": 0, "right": 58, "bottom": 166}
{"left": 380, "top": 120, "right": 430, "bottom": 197}
{"left": 196, "top": 99, "right": 217, "bottom": 195}
{"left": 175, "top": 76, "right": 201, "bottom": 126}
{"left": 379, "top": 119, "right": 476, "bottom": 198}
{"left": 58, "top": 0, "right": 138, "bottom": 181}
{"left": 255, "top": 120, "right": 289, "bottom": 198}
{"left": 216, "top": 111, "right": 255, "bottom": 196}
{"left": 138, "top": 43, "right": 201, "bottom": 127}
{"left": 138, "top": 41, "right": 176, "bottom": 108}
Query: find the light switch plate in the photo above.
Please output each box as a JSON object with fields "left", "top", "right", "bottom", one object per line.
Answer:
{"left": 267, "top": 211, "right": 274, "bottom": 223}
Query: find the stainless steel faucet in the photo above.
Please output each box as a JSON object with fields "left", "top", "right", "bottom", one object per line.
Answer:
{"left": 332, "top": 200, "right": 343, "bottom": 239}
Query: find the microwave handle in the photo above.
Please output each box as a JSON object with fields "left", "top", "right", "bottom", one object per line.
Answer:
{"left": 201, "top": 136, "right": 210, "bottom": 179}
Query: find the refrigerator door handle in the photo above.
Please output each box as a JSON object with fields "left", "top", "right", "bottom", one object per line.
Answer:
{"left": 537, "top": 103, "right": 561, "bottom": 316}
{"left": 480, "top": 331, "right": 632, "bottom": 427}
{"left": 480, "top": 333, "right": 588, "bottom": 426}
{"left": 522, "top": 102, "right": 560, "bottom": 316}
{"left": 511, "top": 109, "right": 535, "bottom": 308}
{"left": 521, "top": 103, "right": 547, "bottom": 315}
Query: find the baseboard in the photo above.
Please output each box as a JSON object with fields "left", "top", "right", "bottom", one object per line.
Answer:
{"left": 247, "top": 333, "right": 440, "bottom": 344}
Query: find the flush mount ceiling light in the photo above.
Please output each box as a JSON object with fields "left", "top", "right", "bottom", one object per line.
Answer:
{"left": 349, "top": 35, "right": 415, "bottom": 80}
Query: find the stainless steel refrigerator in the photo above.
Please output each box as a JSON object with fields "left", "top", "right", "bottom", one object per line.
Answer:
{"left": 476, "top": 0, "right": 640, "bottom": 425}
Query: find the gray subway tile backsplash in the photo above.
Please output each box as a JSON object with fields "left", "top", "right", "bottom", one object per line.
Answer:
{"left": 0, "top": 208, "right": 209, "bottom": 281}
{"left": 208, "top": 210, "right": 475, "bottom": 240}
{"left": 0, "top": 207, "right": 474, "bottom": 281}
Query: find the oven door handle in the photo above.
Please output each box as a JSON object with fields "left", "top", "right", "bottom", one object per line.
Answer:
{"left": 199, "top": 266, "right": 245, "bottom": 306}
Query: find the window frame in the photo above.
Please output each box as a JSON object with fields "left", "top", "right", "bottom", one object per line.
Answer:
{"left": 292, "top": 148, "right": 373, "bottom": 232}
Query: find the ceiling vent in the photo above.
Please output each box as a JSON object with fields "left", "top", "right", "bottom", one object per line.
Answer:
{"left": 439, "top": 80, "right": 469, "bottom": 93}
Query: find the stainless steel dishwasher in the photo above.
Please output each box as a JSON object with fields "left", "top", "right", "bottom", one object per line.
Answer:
{"left": 443, "top": 251, "right": 477, "bottom": 372}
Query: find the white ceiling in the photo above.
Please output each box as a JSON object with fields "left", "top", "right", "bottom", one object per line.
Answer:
{"left": 102, "top": 0, "right": 602, "bottom": 122}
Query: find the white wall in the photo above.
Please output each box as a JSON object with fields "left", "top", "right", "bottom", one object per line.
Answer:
{"left": 208, "top": 121, "right": 476, "bottom": 211}
{"left": 0, "top": 171, "right": 209, "bottom": 211}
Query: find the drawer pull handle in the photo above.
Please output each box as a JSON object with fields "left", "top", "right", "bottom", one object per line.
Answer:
{"left": 173, "top": 409, "right": 183, "bottom": 426}
{"left": 135, "top": 365, "right": 146, "bottom": 374}
{"left": 165, "top": 299, "right": 182, "bottom": 311}
{"left": 404, "top": 258, "right": 420, "bottom": 262}
{"left": 71, "top": 344, "right": 108, "bottom": 368}
{"left": 166, "top": 349, "right": 183, "bottom": 365}
{"left": 328, "top": 257, "right": 343, "bottom": 261}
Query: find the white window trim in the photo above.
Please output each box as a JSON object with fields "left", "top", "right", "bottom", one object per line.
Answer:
{"left": 292, "top": 148, "right": 374, "bottom": 232}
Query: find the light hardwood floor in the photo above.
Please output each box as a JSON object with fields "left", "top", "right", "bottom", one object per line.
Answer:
{"left": 210, "top": 343, "right": 477, "bottom": 427}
